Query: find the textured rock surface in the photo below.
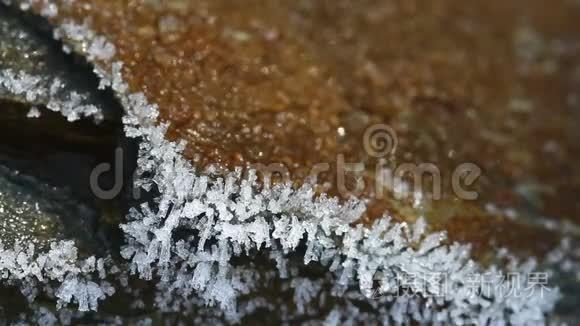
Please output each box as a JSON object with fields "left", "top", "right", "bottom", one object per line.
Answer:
{"left": 24, "top": 0, "right": 580, "bottom": 259}
{"left": 0, "top": 165, "right": 65, "bottom": 248}
{"left": 1, "top": 0, "right": 579, "bottom": 323}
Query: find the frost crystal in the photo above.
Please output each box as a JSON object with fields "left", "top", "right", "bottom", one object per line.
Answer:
{"left": 0, "top": 241, "right": 114, "bottom": 311}
{"left": 0, "top": 69, "right": 104, "bottom": 122}
{"left": 113, "top": 80, "right": 561, "bottom": 322}
{"left": 0, "top": 1, "right": 567, "bottom": 324}
{"left": 54, "top": 22, "right": 116, "bottom": 62}
{"left": 26, "top": 106, "right": 41, "bottom": 118}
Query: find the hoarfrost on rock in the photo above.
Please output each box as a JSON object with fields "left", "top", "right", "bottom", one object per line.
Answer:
{"left": 0, "top": 1, "right": 567, "bottom": 324}
{"left": 0, "top": 69, "right": 103, "bottom": 122}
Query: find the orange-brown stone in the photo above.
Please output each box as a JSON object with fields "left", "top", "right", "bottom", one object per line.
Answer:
{"left": 32, "top": 0, "right": 580, "bottom": 259}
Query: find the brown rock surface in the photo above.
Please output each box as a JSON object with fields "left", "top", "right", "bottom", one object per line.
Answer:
{"left": 34, "top": 0, "right": 580, "bottom": 259}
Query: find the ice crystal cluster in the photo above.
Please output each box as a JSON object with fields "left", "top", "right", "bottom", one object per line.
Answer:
{"left": 0, "top": 240, "right": 114, "bottom": 312}
{"left": 0, "top": 0, "right": 569, "bottom": 324}
{"left": 0, "top": 69, "right": 103, "bottom": 122}
{"left": 53, "top": 21, "right": 115, "bottom": 62}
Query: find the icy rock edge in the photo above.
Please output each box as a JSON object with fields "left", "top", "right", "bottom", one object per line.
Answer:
{"left": 2, "top": 0, "right": 562, "bottom": 324}
{"left": 0, "top": 69, "right": 104, "bottom": 123}
{"left": 0, "top": 1, "right": 113, "bottom": 314}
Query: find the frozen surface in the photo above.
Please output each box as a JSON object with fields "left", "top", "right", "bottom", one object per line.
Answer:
{"left": 0, "top": 0, "right": 575, "bottom": 324}
{"left": 0, "top": 7, "right": 109, "bottom": 122}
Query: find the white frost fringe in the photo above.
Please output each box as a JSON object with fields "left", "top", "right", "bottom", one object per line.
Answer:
{"left": 0, "top": 69, "right": 104, "bottom": 123}
{"left": 1, "top": 0, "right": 564, "bottom": 324}
{"left": 0, "top": 241, "right": 113, "bottom": 312}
